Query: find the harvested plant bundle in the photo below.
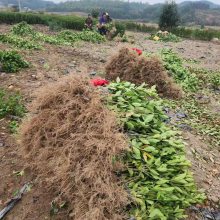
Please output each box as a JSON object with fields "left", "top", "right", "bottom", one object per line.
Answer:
{"left": 107, "top": 81, "right": 205, "bottom": 219}
{"left": 20, "top": 76, "right": 128, "bottom": 220}
{"left": 105, "top": 48, "right": 182, "bottom": 99}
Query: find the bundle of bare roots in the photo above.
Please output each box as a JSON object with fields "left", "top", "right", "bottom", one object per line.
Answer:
{"left": 20, "top": 76, "right": 128, "bottom": 220}
{"left": 105, "top": 47, "right": 183, "bottom": 99}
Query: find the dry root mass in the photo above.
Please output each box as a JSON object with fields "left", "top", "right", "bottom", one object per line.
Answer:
{"left": 20, "top": 76, "right": 128, "bottom": 220}
{"left": 105, "top": 47, "right": 182, "bottom": 99}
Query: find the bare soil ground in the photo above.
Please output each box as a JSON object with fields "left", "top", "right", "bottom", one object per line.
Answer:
{"left": 0, "top": 24, "right": 220, "bottom": 219}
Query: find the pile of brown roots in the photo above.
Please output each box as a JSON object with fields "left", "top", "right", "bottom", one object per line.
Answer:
{"left": 20, "top": 76, "right": 128, "bottom": 220}
{"left": 105, "top": 47, "right": 183, "bottom": 99}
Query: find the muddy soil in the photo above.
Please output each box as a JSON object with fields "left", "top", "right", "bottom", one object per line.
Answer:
{"left": 0, "top": 24, "right": 220, "bottom": 219}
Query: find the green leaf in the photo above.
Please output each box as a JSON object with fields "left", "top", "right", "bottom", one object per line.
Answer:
{"left": 149, "top": 208, "right": 166, "bottom": 220}
{"left": 133, "top": 147, "right": 141, "bottom": 160}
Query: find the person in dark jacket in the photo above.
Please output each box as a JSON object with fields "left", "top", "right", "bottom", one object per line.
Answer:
{"left": 85, "top": 14, "right": 93, "bottom": 30}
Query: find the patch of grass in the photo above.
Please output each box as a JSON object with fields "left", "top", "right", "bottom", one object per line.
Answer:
{"left": 210, "top": 72, "right": 220, "bottom": 90}
{"left": 166, "top": 97, "right": 220, "bottom": 149}
{"left": 188, "top": 68, "right": 220, "bottom": 91}
{"left": 9, "top": 120, "right": 19, "bottom": 133}
{"left": 0, "top": 89, "right": 25, "bottom": 118}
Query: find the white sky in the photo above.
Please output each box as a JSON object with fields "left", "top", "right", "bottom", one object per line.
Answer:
{"left": 50, "top": 0, "right": 220, "bottom": 4}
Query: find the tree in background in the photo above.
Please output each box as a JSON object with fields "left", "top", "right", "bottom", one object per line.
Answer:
{"left": 159, "top": 0, "right": 180, "bottom": 31}
{"left": 91, "top": 8, "right": 100, "bottom": 18}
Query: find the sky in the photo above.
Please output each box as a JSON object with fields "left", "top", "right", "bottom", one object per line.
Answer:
{"left": 50, "top": 0, "right": 220, "bottom": 4}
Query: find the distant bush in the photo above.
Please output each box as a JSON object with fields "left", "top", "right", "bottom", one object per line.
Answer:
{"left": 124, "top": 21, "right": 158, "bottom": 33}
{"left": 0, "top": 12, "right": 85, "bottom": 31}
{"left": 48, "top": 20, "right": 62, "bottom": 31}
{"left": 122, "top": 21, "right": 220, "bottom": 41}
{"left": 171, "top": 27, "right": 220, "bottom": 41}
{"left": 91, "top": 8, "right": 99, "bottom": 19}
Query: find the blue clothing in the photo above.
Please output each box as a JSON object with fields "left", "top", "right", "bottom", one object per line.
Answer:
{"left": 99, "top": 16, "right": 107, "bottom": 24}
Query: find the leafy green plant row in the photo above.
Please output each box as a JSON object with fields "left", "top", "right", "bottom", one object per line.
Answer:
{"left": 0, "top": 89, "right": 25, "bottom": 118}
{"left": 107, "top": 80, "right": 205, "bottom": 220}
{"left": 0, "top": 50, "right": 29, "bottom": 73}
{"left": 0, "top": 22, "right": 105, "bottom": 49}
{"left": 159, "top": 49, "right": 199, "bottom": 92}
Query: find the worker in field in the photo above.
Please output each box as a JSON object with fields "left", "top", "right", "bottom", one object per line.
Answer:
{"left": 85, "top": 14, "right": 93, "bottom": 30}
{"left": 98, "top": 12, "right": 107, "bottom": 35}
{"left": 106, "top": 12, "right": 112, "bottom": 23}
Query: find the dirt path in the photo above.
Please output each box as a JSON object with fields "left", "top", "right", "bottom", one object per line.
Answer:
{"left": 0, "top": 25, "right": 220, "bottom": 219}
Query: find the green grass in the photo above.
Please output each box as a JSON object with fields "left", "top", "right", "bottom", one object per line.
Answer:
{"left": 0, "top": 89, "right": 25, "bottom": 118}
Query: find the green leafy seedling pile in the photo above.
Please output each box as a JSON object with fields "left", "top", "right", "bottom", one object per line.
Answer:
{"left": 11, "top": 21, "right": 36, "bottom": 36}
{"left": 57, "top": 29, "right": 105, "bottom": 44}
{"left": 9, "top": 22, "right": 105, "bottom": 47}
{"left": 149, "top": 33, "right": 181, "bottom": 42}
{"left": 0, "top": 50, "right": 29, "bottom": 73}
{"left": 0, "top": 89, "right": 25, "bottom": 118}
{"left": 11, "top": 22, "right": 70, "bottom": 46}
{"left": 160, "top": 49, "right": 199, "bottom": 92}
{"left": 76, "top": 30, "right": 106, "bottom": 43}
{"left": 107, "top": 80, "right": 205, "bottom": 220}
{"left": 0, "top": 34, "right": 42, "bottom": 50}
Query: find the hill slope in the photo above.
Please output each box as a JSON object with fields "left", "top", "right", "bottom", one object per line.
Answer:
{"left": 0, "top": 0, "right": 55, "bottom": 9}
{"left": 1, "top": 0, "right": 220, "bottom": 25}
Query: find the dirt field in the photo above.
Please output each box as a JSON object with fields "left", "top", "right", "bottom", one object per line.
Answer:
{"left": 0, "top": 24, "right": 220, "bottom": 219}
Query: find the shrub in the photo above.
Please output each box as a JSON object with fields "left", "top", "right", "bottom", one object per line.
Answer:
{"left": 0, "top": 12, "right": 85, "bottom": 31}
{"left": 48, "top": 21, "right": 62, "bottom": 32}
{"left": 91, "top": 8, "right": 99, "bottom": 18}
{"left": 115, "top": 22, "right": 126, "bottom": 37}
